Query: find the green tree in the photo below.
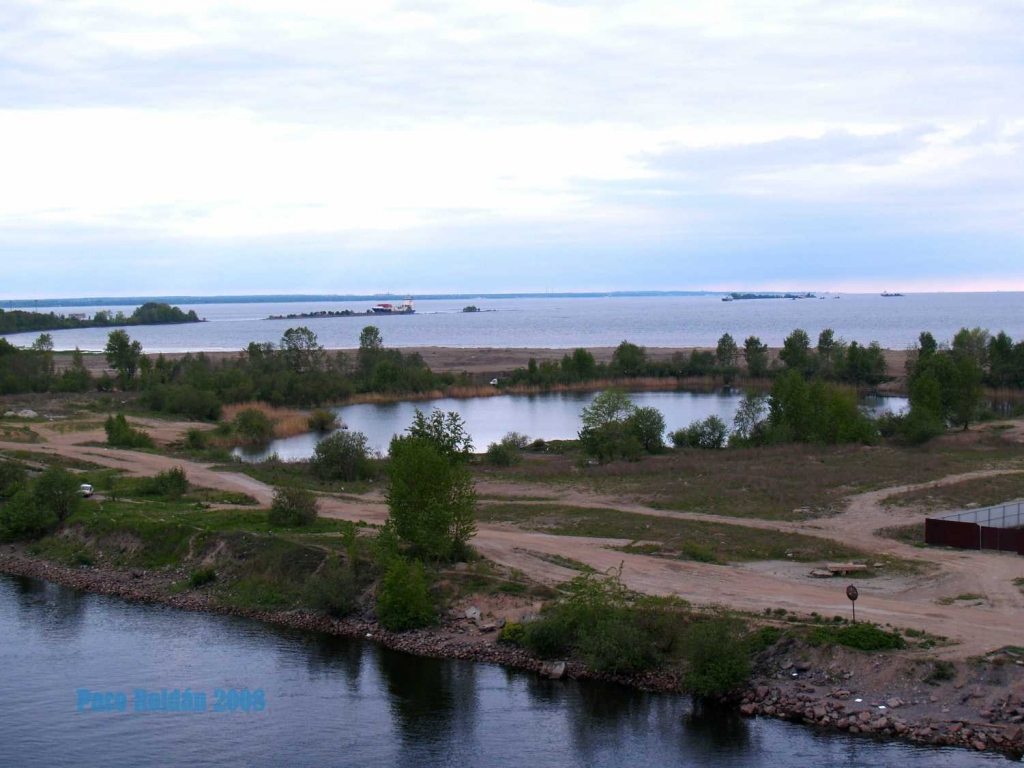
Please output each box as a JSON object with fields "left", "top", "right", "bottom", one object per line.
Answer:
{"left": 406, "top": 408, "right": 473, "bottom": 461}
{"left": 952, "top": 327, "right": 990, "bottom": 369}
{"left": 33, "top": 467, "right": 80, "bottom": 523}
{"left": 628, "top": 406, "right": 666, "bottom": 453}
{"left": 743, "top": 336, "right": 769, "bottom": 378}
{"left": 104, "top": 329, "right": 143, "bottom": 388}
{"left": 731, "top": 393, "right": 769, "bottom": 443}
{"left": 779, "top": 329, "right": 813, "bottom": 375}
{"left": 715, "top": 333, "right": 739, "bottom": 375}
{"left": 311, "top": 431, "right": 371, "bottom": 481}
{"left": 386, "top": 436, "right": 477, "bottom": 561}
{"left": 358, "top": 326, "right": 384, "bottom": 376}
{"left": 610, "top": 341, "right": 646, "bottom": 377}
{"left": 0, "top": 490, "right": 57, "bottom": 541}
{"left": 578, "top": 390, "right": 641, "bottom": 461}
{"left": 280, "top": 327, "right": 323, "bottom": 373}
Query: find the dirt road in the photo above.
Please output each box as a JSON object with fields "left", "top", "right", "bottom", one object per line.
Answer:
{"left": 4, "top": 417, "right": 1024, "bottom": 658}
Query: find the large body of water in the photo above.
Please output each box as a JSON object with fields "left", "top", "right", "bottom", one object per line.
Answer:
{"left": 4, "top": 293, "right": 1023, "bottom": 353}
{"left": 236, "top": 390, "right": 908, "bottom": 460}
{"left": 0, "top": 574, "right": 1003, "bottom": 767}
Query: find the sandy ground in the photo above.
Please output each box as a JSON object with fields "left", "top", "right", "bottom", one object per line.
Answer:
{"left": 4, "top": 416, "right": 1024, "bottom": 659}
{"left": 54, "top": 346, "right": 912, "bottom": 382}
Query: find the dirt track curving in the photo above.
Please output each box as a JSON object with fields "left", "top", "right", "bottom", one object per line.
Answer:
{"left": 4, "top": 417, "right": 1024, "bottom": 658}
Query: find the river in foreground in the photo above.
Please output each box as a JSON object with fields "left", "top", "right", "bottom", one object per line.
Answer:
{"left": 0, "top": 575, "right": 1004, "bottom": 767}
{"left": 235, "top": 390, "right": 908, "bottom": 460}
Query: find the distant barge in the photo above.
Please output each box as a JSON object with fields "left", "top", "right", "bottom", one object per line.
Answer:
{"left": 267, "top": 297, "right": 416, "bottom": 321}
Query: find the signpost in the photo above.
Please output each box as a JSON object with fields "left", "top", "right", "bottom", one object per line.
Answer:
{"left": 846, "top": 585, "right": 859, "bottom": 623}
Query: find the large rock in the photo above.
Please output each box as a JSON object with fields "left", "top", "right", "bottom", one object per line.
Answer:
{"left": 464, "top": 606, "right": 482, "bottom": 621}
{"left": 540, "top": 661, "right": 566, "bottom": 680}
{"left": 16, "top": 409, "right": 37, "bottom": 418}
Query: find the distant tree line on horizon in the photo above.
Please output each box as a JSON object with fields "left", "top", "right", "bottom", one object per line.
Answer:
{"left": 0, "top": 302, "right": 200, "bottom": 335}
{"left": 501, "top": 329, "right": 889, "bottom": 388}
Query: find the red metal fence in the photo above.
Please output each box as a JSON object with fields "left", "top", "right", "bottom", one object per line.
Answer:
{"left": 924, "top": 501, "right": 1024, "bottom": 555}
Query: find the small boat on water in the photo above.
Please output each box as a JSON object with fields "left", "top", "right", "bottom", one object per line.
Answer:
{"left": 881, "top": 291, "right": 905, "bottom": 298}
{"left": 371, "top": 296, "right": 416, "bottom": 314}
{"left": 721, "top": 295, "right": 734, "bottom": 302}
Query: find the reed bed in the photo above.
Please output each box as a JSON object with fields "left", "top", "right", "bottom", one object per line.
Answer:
{"left": 220, "top": 402, "right": 320, "bottom": 439}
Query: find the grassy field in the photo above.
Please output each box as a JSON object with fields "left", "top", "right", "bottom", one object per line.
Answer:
{"left": 212, "top": 458, "right": 381, "bottom": 495}
{"left": 477, "top": 502, "right": 922, "bottom": 571}
{"left": 882, "top": 471, "right": 1024, "bottom": 512}
{"left": 479, "top": 436, "right": 1024, "bottom": 521}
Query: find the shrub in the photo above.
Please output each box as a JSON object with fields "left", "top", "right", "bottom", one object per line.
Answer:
{"left": 672, "top": 415, "right": 728, "bottom": 449}
{"left": 232, "top": 408, "right": 275, "bottom": 444}
{"left": 682, "top": 618, "right": 752, "bottom": 697}
{"left": 746, "top": 626, "right": 784, "bottom": 654}
{"left": 188, "top": 567, "right": 217, "bottom": 589}
{"left": 485, "top": 431, "right": 529, "bottom": 467}
{"left": 808, "top": 623, "right": 906, "bottom": 651}
{"left": 33, "top": 467, "right": 81, "bottom": 523}
{"left": 104, "top": 413, "right": 155, "bottom": 449}
{"left": 268, "top": 486, "right": 319, "bottom": 527}
{"left": 375, "top": 558, "right": 435, "bottom": 630}
{"left": 308, "top": 409, "right": 339, "bottom": 431}
{"left": 0, "top": 460, "right": 27, "bottom": 499}
{"left": 499, "top": 621, "right": 526, "bottom": 645}
{"left": 577, "top": 614, "right": 660, "bottom": 674}
{"left": 304, "top": 556, "right": 360, "bottom": 617}
{"left": 627, "top": 406, "right": 666, "bottom": 453}
{"left": 184, "top": 428, "right": 209, "bottom": 451}
{"left": 141, "top": 467, "right": 189, "bottom": 499}
{"left": 310, "top": 431, "right": 371, "bottom": 481}
{"left": 0, "top": 490, "right": 57, "bottom": 541}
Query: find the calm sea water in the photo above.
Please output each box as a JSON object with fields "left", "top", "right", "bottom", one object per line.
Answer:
{"left": 235, "top": 390, "right": 908, "bottom": 460}
{"left": 0, "top": 575, "right": 1003, "bottom": 768}
{"left": 3, "top": 293, "right": 1023, "bottom": 352}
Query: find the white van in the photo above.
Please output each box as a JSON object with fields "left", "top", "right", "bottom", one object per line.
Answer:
{"left": 79, "top": 484, "right": 94, "bottom": 498}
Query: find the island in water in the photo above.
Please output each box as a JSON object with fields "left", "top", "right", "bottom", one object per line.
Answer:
{"left": 0, "top": 302, "right": 202, "bottom": 335}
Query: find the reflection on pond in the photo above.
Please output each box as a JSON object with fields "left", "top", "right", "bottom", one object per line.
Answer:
{"left": 235, "top": 390, "right": 910, "bottom": 461}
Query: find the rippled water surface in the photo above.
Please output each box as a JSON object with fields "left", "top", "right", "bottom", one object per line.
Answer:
{"left": 0, "top": 575, "right": 1006, "bottom": 767}
{"left": 4, "top": 293, "right": 1022, "bottom": 352}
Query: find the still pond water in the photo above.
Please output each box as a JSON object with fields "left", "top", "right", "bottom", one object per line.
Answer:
{"left": 235, "top": 390, "right": 908, "bottom": 460}
{"left": 0, "top": 575, "right": 1005, "bottom": 767}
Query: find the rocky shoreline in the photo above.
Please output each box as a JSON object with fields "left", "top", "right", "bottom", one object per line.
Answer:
{"left": 3, "top": 551, "right": 1022, "bottom": 759}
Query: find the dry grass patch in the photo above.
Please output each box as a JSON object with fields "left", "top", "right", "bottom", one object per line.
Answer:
{"left": 483, "top": 436, "right": 1024, "bottom": 521}
{"left": 478, "top": 502, "right": 922, "bottom": 571}
{"left": 883, "top": 471, "right": 1024, "bottom": 512}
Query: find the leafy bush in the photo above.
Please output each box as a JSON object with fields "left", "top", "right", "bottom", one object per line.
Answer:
{"left": 386, "top": 435, "right": 477, "bottom": 562}
{"left": 499, "top": 621, "right": 526, "bottom": 645}
{"left": 577, "top": 614, "right": 660, "bottom": 674}
{"left": 304, "top": 556, "right": 361, "bottom": 617}
{"left": 485, "top": 432, "right": 530, "bottom": 466}
{"left": 808, "top": 623, "right": 906, "bottom": 651}
{"left": 184, "top": 428, "right": 209, "bottom": 451}
{"left": 307, "top": 409, "right": 339, "bottom": 431}
{"left": 104, "top": 413, "right": 155, "bottom": 449}
{"left": 268, "top": 486, "right": 319, "bottom": 527}
{"left": 188, "top": 567, "right": 217, "bottom": 589}
{"left": 139, "top": 467, "right": 189, "bottom": 499}
{"left": 627, "top": 406, "right": 666, "bottom": 453}
{"left": 232, "top": 408, "right": 275, "bottom": 444}
{"left": 0, "top": 460, "right": 27, "bottom": 499}
{"left": 0, "top": 490, "right": 57, "bottom": 541}
{"left": 375, "top": 558, "right": 435, "bottom": 630}
{"left": 672, "top": 415, "right": 727, "bottom": 449}
{"left": 682, "top": 618, "right": 752, "bottom": 697}
{"left": 33, "top": 467, "right": 81, "bottom": 523}
{"left": 311, "top": 430, "right": 371, "bottom": 481}
{"left": 746, "top": 625, "right": 784, "bottom": 653}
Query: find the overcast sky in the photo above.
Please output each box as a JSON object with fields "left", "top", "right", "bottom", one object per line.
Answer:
{"left": 2, "top": 1, "right": 1023, "bottom": 298}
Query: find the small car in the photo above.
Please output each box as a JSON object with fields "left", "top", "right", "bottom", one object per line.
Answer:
{"left": 79, "top": 484, "right": 94, "bottom": 498}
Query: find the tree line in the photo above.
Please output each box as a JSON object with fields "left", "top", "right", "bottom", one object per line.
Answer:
{"left": 502, "top": 328, "right": 888, "bottom": 388}
{"left": 0, "top": 302, "right": 200, "bottom": 335}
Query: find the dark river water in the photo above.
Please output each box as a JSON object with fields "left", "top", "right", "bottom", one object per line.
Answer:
{"left": 235, "top": 390, "right": 908, "bottom": 459}
{"left": 4, "top": 292, "right": 1023, "bottom": 352}
{"left": 0, "top": 575, "right": 1006, "bottom": 767}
